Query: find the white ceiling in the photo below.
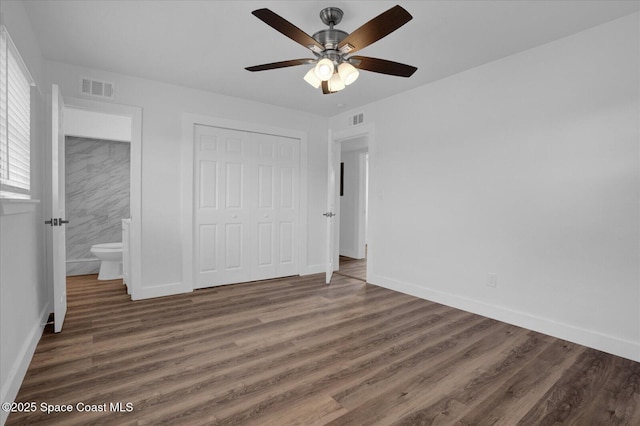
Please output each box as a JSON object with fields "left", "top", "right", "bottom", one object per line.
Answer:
{"left": 20, "top": 0, "right": 640, "bottom": 117}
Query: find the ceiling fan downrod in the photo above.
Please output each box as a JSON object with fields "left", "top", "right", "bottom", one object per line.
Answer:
{"left": 313, "top": 7, "right": 348, "bottom": 54}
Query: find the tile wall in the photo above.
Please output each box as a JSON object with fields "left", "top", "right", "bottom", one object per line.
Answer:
{"left": 65, "top": 136, "right": 130, "bottom": 275}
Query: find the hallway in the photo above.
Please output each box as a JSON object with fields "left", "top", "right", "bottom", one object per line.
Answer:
{"left": 336, "top": 256, "right": 366, "bottom": 282}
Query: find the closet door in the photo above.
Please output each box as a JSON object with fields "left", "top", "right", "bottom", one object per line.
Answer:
{"left": 194, "top": 125, "right": 299, "bottom": 288}
{"left": 251, "top": 134, "right": 278, "bottom": 281}
{"left": 194, "top": 126, "right": 250, "bottom": 288}
{"left": 250, "top": 135, "right": 300, "bottom": 280}
{"left": 275, "top": 137, "right": 300, "bottom": 278}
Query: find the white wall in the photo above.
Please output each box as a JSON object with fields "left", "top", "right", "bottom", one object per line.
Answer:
{"left": 0, "top": 2, "right": 48, "bottom": 424}
{"left": 45, "top": 60, "right": 329, "bottom": 298}
{"left": 330, "top": 13, "right": 640, "bottom": 361}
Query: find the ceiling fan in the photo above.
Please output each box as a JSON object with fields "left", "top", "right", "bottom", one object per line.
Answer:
{"left": 245, "top": 5, "right": 418, "bottom": 94}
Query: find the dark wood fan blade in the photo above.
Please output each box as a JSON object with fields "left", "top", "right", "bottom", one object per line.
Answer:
{"left": 349, "top": 56, "right": 417, "bottom": 77}
{"left": 252, "top": 9, "right": 324, "bottom": 52}
{"left": 322, "top": 80, "right": 331, "bottom": 94}
{"left": 245, "top": 59, "right": 315, "bottom": 72}
{"left": 338, "top": 5, "right": 412, "bottom": 54}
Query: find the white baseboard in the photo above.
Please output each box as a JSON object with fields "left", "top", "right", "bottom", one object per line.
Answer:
{"left": 66, "top": 258, "right": 100, "bottom": 276}
{"left": 1, "top": 303, "right": 49, "bottom": 426}
{"left": 134, "top": 265, "right": 329, "bottom": 300}
{"left": 369, "top": 273, "right": 640, "bottom": 363}
{"left": 131, "top": 281, "right": 192, "bottom": 300}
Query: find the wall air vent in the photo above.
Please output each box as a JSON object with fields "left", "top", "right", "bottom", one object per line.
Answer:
{"left": 80, "top": 77, "right": 115, "bottom": 99}
{"left": 349, "top": 112, "right": 364, "bottom": 126}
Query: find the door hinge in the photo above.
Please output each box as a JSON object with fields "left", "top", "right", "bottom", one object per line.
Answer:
{"left": 323, "top": 212, "right": 336, "bottom": 218}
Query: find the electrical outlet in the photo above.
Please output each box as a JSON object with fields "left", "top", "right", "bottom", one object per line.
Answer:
{"left": 487, "top": 273, "right": 497, "bottom": 288}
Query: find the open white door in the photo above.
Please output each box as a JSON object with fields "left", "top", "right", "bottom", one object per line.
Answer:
{"left": 325, "top": 136, "right": 339, "bottom": 284}
{"left": 49, "top": 84, "right": 67, "bottom": 333}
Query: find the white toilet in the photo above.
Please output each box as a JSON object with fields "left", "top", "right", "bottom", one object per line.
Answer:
{"left": 90, "top": 242, "right": 123, "bottom": 280}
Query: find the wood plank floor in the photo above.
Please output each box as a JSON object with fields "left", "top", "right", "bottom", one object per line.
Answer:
{"left": 8, "top": 264, "right": 640, "bottom": 425}
{"left": 336, "top": 256, "right": 367, "bottom": 282}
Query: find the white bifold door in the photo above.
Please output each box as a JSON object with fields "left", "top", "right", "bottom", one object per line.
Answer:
{"left": 194, "top": 124, "right": 299, "bottom": 288}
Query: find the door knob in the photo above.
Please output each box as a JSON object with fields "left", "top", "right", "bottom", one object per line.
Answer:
{"left": 44, "top": 218, "right": 69, "bottom": 226}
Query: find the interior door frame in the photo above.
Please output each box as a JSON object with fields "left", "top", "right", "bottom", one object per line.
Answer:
{"left": 329, "top": 123, "right": 375, "bottom": 281}
{"left": 62, "top": 96, "right": 143, "bottom": 297}
{"left": 181, "top": 114, "right": 309, "bottom": 291}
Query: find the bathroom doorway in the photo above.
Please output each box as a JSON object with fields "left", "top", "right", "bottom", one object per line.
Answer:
{"left": 61, "top": 98, "right": 142, "bottom": 293}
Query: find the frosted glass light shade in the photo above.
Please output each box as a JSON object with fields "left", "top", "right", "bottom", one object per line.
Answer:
{"left": 304, "top": 68, "right": 321, "bottom": 88}
{"left": 314, "top": 58, "right": 335, "bottom": 81}
{"left": 328, "top": 73, "right": 345, "bottom": 92}
{"left": 338, "top": 62, "right": 359, "bottom": 85}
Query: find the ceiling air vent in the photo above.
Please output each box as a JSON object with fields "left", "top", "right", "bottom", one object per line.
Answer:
{"left": 80, "top": 77, "right": 115, "bottom": 99}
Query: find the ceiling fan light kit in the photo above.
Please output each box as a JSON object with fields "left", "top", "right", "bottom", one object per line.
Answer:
{"left": 304, "top": 68, "right": 322, "bottom": 88}
{"left": 314, "top": 58, "right": 335, "bottom": 81}
{"left": 328, "top": 72, "right": 346, "bottom": 92}
{"left": 338, "top": 62, "right": 359, "bottom": 85}
{"left": 246, "top": 5, "right": 418, "bottom": 95}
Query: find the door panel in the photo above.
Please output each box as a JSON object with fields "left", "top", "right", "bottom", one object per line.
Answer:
{"left": 226, "top": 137, "right": 242, "bottom": 153}
{"left": 199, "top": 161, "right": 217, "bottom": 208}
{"left": 280, "top": 167, "right": 295, "bottom": 209}
{"left": 280, "top": 140, "right": 295, "bottom": 161}
{"left": 225, "top": 163, "right": 243, "bottom": 209}
{"left": 200, "top": 135, "right": 217, "bottom": 152}
{"left": 257, "top": 222, "right": 274, "bottom": 266}
{"left": 259, "top": 141, "right": 273, "bottom": 158}
{"left": 199, "top": 225, "right": 217, "bottom": 273}
{"left": 194, "top": 125, "right": 299, "bottom": 288}
{"left": 225, "top": 223, "right": 243, "bottom": 270}
{"left": 280, "top": 222, "right": 294, "bottom": 264}
{"left": 258, "top": 165, "right": 274, "bottom": 208}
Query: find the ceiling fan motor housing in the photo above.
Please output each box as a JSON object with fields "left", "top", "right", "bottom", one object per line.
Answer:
{"left": 314, "top": 7, "right": 350, "bottom": 65}
{"left": 312, "top": 29, "right": 348, "bottom": 52}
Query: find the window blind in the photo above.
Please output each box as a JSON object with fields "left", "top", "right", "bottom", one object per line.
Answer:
{"left": 1, "top": 26, "right": 35, "bottom": 197}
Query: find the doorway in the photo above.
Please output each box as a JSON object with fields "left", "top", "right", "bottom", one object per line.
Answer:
{"left": 329, "top": 126, "right": 372, "bottom": 284}
{"left": 61, "top": 97, "right": 142, "bottom": 295}
{"left": 63, "top": 109, "right": 131, "bottom": 278}
{"left": 337, "top": 139, "right": 368, "bottom": 282}
{"left": 339, "top": 140, "right": 368, "bottom": 259}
